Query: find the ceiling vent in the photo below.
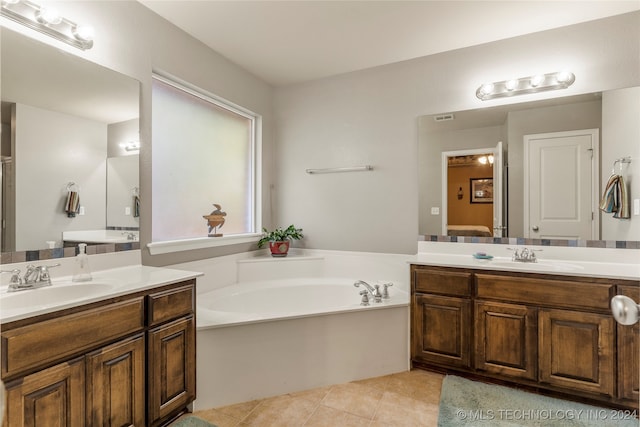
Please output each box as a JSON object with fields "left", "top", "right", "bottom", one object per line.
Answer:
{"left": 433, "top": 113, "right": 455, "bottom": 122}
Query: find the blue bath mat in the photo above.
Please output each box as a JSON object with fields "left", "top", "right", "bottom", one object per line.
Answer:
{"left": 171, "top": 415, "right": 217, "bottom": 427}
{"left": 438, "top": 375, "right": 638, "bottom": 426}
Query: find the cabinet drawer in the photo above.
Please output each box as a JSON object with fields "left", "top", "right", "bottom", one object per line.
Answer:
{"left": 148, "top": 282, "right": 194, "bottom": 327}
{"left": 2, "top": 297, "right": 144, "bottom": 380}
{"left": 475, "top": 274, "right": 613, "bottom": 311}
{"left": 413, "top": 266, "right": 472, "bottom": 297}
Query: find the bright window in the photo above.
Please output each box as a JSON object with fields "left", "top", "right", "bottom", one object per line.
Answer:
{"left": 151, "top": 74, "right": 259, "bottom": 243}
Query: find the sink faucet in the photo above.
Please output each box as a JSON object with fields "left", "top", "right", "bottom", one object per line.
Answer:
{"left": 122, "top": 232, "right": 137, "bottom": 240}
{"left": 354, "top": 280, "right": 383, "bottom": 304}
{"left": 1, "top": 263, "right": 61, "bottom": 292}
{"left": 507, "top": 247, "right": 540, "bottom": 263}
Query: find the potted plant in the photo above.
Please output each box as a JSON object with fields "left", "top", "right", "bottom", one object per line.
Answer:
{"left": 257, "top": 225, "right": 303, "bottom": 257}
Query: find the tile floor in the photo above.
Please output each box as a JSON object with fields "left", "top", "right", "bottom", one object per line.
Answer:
{"left": 185, "top": 369, "right": 444, "bottom": 426}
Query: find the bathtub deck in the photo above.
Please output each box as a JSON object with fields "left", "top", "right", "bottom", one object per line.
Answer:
{"left": 187, "top": 369, "right": 444, "bottom": 426}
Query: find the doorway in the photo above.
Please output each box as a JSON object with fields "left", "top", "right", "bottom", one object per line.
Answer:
{"left": 441, "top": 141, "right": 504, "bottom": 237}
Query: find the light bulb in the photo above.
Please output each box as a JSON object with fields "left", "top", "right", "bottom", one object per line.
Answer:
{"left": 530, "top": 75, "right": 545, "bottom": 87}
{"left": 73, "top": 25, "right": 94, "bottom": 42}
{"left": 505, "top": 79, "right": 518, "bottom": 91}
{"left": 556, "top": 71, "right": 573, "bottom": 83}
{"left": 488, "top": 155, "right": 494, "bottom": 164}
{"left": 480, "top": 83, "right": 494, "bottom": 95}
{"left": 478, "top": 156, "right": 487, "bottom": 165}
{"left": 36, "top": 7, "right": 62, "bottom": 25}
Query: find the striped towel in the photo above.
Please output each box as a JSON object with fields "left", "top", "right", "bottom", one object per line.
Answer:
{"left": 599, "top": 174, "right": 630, "bottom": 219}
{"left": 65, "top": 191, "right": 80, "bottom": 218}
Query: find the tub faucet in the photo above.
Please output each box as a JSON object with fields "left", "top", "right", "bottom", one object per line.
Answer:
{"left": 354, "top": 280, "right": 382, "bottom": 303}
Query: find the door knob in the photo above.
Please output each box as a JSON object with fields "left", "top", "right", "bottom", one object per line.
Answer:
{"left": 532, "top": 226, "right": 539, "bottom": 232}
{"left": 611, "top": 295, "right": 640, "bottom": 325}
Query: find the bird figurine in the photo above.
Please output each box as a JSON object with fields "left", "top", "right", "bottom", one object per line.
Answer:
{"left": 203, "top": 204, "right": 227, "bottom": 237}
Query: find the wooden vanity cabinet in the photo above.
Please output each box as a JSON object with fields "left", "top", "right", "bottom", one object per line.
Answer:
{"left": 617, "top": 285, "right": 640, "bottom": 404}
{"left": 86, "top": 333, "right": 146, "bottom": 427}
{"left": 411, "top": 266, "right": 472, "bottom": 369}
{"left": 4, "top": 357, "right": 85, "bottom": 427}
{"left": 1, "top": 279, "right": 197, "bottom": 427}
{"left": 147, "top": 285, "right": 196, "bottom": 427}
{"left": 474, "top": 301, "right": 537, "bottom": 381}
{"left": 411, "top": 264, "right": 638, "bottom": 410}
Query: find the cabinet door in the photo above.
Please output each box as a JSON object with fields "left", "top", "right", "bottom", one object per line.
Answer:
{"left": 147, "top": 315, "right": 196, "bottom": 427}
{"left": 539, "top": 309, "right": 614, "bottom": 396}
{"left": 4, "top": 357, "right": 84, "bottom": 427}
{"left": 475, "top": 301, "right": 537, "bottom": 380}
{"left": 412, "top": 294, "right": 471, "bottom": 368}
{"left": 617, "top": 285, "right": 640, "bottom": 403}
{"left": 86, "top": 334, "right": 146, "bottom": 427}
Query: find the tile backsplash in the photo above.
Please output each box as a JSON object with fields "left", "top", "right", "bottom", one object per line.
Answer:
{"left": 419, "top": 235, "right": 640, "bottom": 249}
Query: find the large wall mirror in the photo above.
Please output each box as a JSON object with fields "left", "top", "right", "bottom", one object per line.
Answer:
{"left": 1, "top": 28, "right": 140, "bottom": 256}
{"left": 419, "top": 86, "right": 640, "bottom": 243}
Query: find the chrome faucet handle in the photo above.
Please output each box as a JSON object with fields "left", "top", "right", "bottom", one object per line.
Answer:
{"left": 373, "top": 284, "right": 382, "bottom": 303}
{"left": 359, "top": 290, "right": 370, "bottom": 306}
{"left": 23, "top": 264, "right": 40, "bottom": 284}
{"left": 382, "top": 282, "right": 393, "bottom": 299}
{"left": 1, "top": 269, "right": 22, "bottom": 286}
{"left": 38, "top": 263, "right": 61, "bottom": 283}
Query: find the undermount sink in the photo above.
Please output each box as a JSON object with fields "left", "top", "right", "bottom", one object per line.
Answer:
{"left": 489, "top": 260, "right": 585, "bottom": 272}
{"left": 1, "top": 282, "right": 115, "bottom": 310}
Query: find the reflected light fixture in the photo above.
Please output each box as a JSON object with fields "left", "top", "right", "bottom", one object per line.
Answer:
{"left": 476, "top": 71, "right": 575, "bottom": 101}
{"left": 1, "top": 0, "right": 94, "bottom": 50}
{"left": 121, "top": 141, "right": 140, "bottom": 152}
{"left": 478, "top": 155, "right": 494, "bottom": 165}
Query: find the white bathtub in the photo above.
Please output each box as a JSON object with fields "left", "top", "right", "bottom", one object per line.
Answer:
{"left": 197, "top": 277, "right": 408, "bottom": 329}
{"left": 172, "top": 250, "right": 412, "bottom": 409}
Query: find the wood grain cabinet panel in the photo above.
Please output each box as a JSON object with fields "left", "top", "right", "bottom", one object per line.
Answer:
{"left": 475, "top": 301, "right": 537, "bottom": 380}
{"left": 413, "top": 266, "right": 472, "bottom": 297}
{"left": 147, "top": 315, "right": 196, "bottom": 427}
{"left": 617, "top": 285, "right": 640, "bottom": 403}
{"left": 2, "top": 297, "right": 144, "bottom": 380}
{"left": 86, "top": 333, "right": 146, "bottom": 427}
{"left": 412, "top": 294, "right": 471, "bottom": 368}
{"left": 4, "top": 357, "right": 85, "bottom": 427}
{"left": 148, "top": 282, "right": 195, "bottom": 327}
{"left": 539, "top": 308, "right": 615, "bottom": 397}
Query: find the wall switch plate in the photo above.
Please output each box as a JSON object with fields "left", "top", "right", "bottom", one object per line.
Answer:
{"left": 125, "top": 207, "right": 131, "bottom": 215}
{"left": 634, "top": 199, "right": 639, "bottom": 216}
{"left": 431, "top": 207, "right": 440, "bottom": 215}
{"left": 79, "top": 206, "right": 85, "bottom": 215}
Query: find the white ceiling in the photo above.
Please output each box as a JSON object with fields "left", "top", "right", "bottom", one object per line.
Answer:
{"left": 139, "top": 1, "right": 640, "bottom": 87}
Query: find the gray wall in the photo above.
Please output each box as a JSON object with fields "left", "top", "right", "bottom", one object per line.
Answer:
{"left": 274, "top": 12, "right": 639, "bottom": 254}
{"left": 601, "top": 86, "right": 640, "bottom": 240}
{"left": 15, "top": 103, "right": 107, "bottom": 250}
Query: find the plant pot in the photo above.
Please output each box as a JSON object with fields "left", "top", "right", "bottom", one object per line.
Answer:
{"left": 269, "top": 241, "right": 290, "bottom": 257}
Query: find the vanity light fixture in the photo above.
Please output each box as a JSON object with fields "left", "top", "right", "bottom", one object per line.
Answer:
{"left": 476, "top": 71, "right": 575, "bottom": 101}
{"left": 122, "top": 141, "right": 140, "bottom": 152}
{"left": 1, "top": 0, "right": 94, "bottom": 50}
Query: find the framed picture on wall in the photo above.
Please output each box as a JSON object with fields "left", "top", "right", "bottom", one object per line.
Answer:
{"left": 470, "top": 178, "right": 493, "bottom": 203}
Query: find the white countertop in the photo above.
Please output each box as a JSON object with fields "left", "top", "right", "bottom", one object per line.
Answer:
{"left": 0, "top": 265, "right": 203, "bottom": 324}
{"left": 411, "top": 252, "right": 640, "bottom": 281}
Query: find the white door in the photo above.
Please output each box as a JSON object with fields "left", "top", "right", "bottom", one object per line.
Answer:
{"left": 524, "top": 129, "right": 599, "bottom": 240}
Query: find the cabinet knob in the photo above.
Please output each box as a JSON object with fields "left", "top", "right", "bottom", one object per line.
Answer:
{"left": 611, "top": 295, "right": 640, "bottom": 326}
{"left": 532, "top": 226, "right": 539, "bottom": 232}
